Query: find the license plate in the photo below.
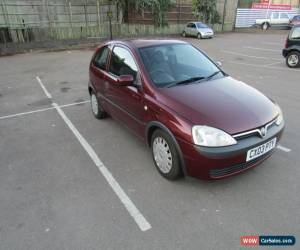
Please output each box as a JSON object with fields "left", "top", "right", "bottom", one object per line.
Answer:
{"left": 246, "top": 138, "right": 277, "bottom": 162}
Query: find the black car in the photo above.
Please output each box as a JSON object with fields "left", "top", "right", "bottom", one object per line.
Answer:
{"left": 283, "top": 25, "right": 300, "bottom": 68}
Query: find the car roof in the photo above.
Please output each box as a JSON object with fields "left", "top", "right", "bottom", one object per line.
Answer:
{"left": 188, "top": 21, "right": 203, "bottom": 24}
{"left": 106, "top": 39, "right": 188, "bottom": 49}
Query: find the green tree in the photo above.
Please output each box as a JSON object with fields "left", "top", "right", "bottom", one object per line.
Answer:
{"left": 192, "top": 0, "right": 220, "bottom": 24}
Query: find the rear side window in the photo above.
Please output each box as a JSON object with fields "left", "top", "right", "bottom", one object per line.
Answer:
{"left": 94, "top": 46, "right": 109, "bottom": 70}
{"left": 109, "top": 46, "right": 138, "bottom": 79}
{"left": 291, "top": 27, "right": 300, "bottom": 39}
{"left": 280, "top": 13, "right": 289, "bottom": 19}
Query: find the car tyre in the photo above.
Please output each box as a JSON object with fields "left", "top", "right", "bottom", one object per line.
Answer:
{"left": 286, "top": 51, "right": 300, "bottom": 68}
{"left": 262, "top": 22, "right": 269, "bottom": 30}
{"left": 151, "top": 129, "right": 183, "bottom": 180}
{"left": 90, "top": 91, "right": 107, "bottom": 119}
{"left": 182, "top": 31, "right": 186, "bottom": 37}
{"left": 197, "top": 33, "right": 202, "bottom": 39}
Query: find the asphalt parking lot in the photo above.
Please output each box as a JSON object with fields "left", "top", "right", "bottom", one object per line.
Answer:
{"left": 0, "top": 31, "right": 299, "bottom": 250}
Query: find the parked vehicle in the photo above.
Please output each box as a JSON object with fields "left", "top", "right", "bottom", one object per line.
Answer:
{"left": 182, "top": 22, "right": 214, "bottom": 39}
{"left": 289, "top": 15, "right": 300, "bottom": 27}
{"left": 89, "top": 39, "right": 284, "bottom": 180}
{"left": 283, "top": 25, "right": 300, "bottom": 68}
{"left": 255, "top": 12, "right": 291, "bottom": 30}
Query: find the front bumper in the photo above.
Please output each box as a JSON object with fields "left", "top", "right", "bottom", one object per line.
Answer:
{"left": 282, "top": 49, "right": 289, "bottom": 57}
{"left": 201, "top": 33, "right": 214, "bottom": 38}
{"left": 178, "top": 122, "right": 284, "bottom": 180}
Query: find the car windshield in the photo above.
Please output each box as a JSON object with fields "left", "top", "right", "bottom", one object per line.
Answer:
{"left": 293, "top": 15, "right": 300, "bottom": 21}
{"left": 291, "top": 27, "right": 300, "bottom": 39}
{"left": 139, "top": 44, "right": 223, "bottom": 88}
{"left": 196, "top": 22, "right": 208, "bottom": 28}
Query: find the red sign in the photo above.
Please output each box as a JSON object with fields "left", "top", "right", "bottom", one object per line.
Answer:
{"left": 261, "top": 0, "right": 270, "bottom": 3}
{"left": 240, "top": 236, "right": 259, "bottom": 247}
{"left": 252, "top": 3, "right": 292, "bottom": 10}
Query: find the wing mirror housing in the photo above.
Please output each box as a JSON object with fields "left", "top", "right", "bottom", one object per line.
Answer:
{"left": 117, "top": 75, "right": 134, "bottom": 86}
{"left": 216, "top": 61, "right": 223, "bottom": 67}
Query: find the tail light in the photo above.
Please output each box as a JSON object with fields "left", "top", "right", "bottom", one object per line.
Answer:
{"left": 285, "top": 38, "right": 288, "bottom": 49}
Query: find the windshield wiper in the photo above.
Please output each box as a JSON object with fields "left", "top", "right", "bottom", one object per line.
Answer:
{"left": 166, "top": 76, "right": 205, "bottom": 88}
{"left": 205, "top": 70, "right": 222, "bottom": 81}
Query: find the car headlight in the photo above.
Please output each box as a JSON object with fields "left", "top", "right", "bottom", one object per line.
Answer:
{"left": 192, "top": 126, "right": 237, "bottom": 147}
{"left": 275, "top": 105, "right": 283, "bottom": 126}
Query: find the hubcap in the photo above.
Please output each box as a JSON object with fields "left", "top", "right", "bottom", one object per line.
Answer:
{"left": 263, "top": 23, "right": 268, "bottom": 30}
{"left": 91, "top": 94, "right": 98, "bottom": 115}
{"left": 153, "top": 137, "right": 172, "bottom": 174}
{"left": 288, "top": 54, "right": 299, "bottom": 66}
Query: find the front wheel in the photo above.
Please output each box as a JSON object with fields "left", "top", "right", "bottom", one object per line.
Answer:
{"left": 262, "top": 22, "right": 269, "bottom": 30}
{"left": 286, "top": 51, "right": 300, "bottom": 68}
{"left": 182, "top": 31, "right": 186, "bottom": 37}
{"left": 151, "top": 130, "right": 183, "bottom": 180}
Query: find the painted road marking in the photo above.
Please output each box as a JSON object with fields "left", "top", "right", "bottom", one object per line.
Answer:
{"left": 244, "top": 46, "right": 280, "bottom": 52}
{"left": 261, "top": 42, "right": 282, "bottom": 46}
{"left": 36, "top": 77, "right": 151, "bottom": 232}
{"left": 277, "top": 145, "right": 291, "bottom": 153}
{"left": 0, "top": 100, "right": 90, "bottom": 120}
{"left": 265, "top": 61, "right": 282, "bottom": 66}
{"left": 36, "top": 76, "right": 52, "bottom": 99}
{"left": 221, "top": 50, "right": 282, "bottom": 61}
{"left": 227, "top": 61, "right": 299, "bottom": 72}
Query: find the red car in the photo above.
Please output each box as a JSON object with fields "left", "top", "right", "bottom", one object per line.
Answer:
{"left": 290, "top": 15, "right": 300, "bottom": 27}
{"left": 88, "top": 39, "right": 284, "bottom": 180}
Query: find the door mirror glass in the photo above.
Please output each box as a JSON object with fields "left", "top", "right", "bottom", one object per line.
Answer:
{"left": 117, "top": 75, "right": 134, "bottom": 86}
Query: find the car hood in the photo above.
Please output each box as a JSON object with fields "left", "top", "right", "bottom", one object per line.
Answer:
{"left": 158, "top": 76, "right": 278, "bottom": 135}
{"left": 198, "top": 28, "right": 213, "bottom": 33}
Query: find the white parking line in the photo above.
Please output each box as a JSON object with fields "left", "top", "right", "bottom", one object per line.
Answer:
{"left": 227, "top": 60, "right": 297, "bottom": 72}
{"left": 265, "top": 61, "right": 282, "bottom": 66}
{"left": 277, "top": 145, "right": 291, "bottom": 153}
{"left": 36, "top": 76, "right": 52, "bottom": 99}
{"left": 244, "top": 46, "right": 280, "bottom": 52}
{"left": 36, "top": 77, "right": 151, "bottom": 232}
{"left": 221, "top": 50, "right": 282, "bottom": 61}
{"left": 0, "top": 100, "right": 90, "bottom": 120}
{"left": 261, "top": 42, "right": 282, "bottom": 46}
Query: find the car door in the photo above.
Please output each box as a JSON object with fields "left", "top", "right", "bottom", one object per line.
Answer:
{"left": 279, "top": 13, "right": 290, "bottom": 25}
{"left": 89, "top": 45, "right": 111, "bottom": 111}
{"left": 271, "top": 12, "right": 280, "bottom": 25}
{"left": 191, "top": 23, "right": 197, "bottom": 36}
{"left": 104, "top": 45, "right": 146, "bottom": 137}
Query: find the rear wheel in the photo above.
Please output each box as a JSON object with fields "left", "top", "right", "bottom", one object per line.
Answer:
{"left": 197, "top": 33, "right": 202, "bottom": 39}
{"left": 286, "top": 51, "right": 300, "bottom": 68}
{"left": 262, "top": 22, "right": 269, "bottom": 30}
{"left": 90, "top": 91, "right": 107, "bottom": 119}
{"left": 151, "top": 129, "right": 183, "bottom": 180}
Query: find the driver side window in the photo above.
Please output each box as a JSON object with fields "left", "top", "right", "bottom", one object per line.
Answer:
{"left": 109, "top": 46, "right": 138, "bottom": 80}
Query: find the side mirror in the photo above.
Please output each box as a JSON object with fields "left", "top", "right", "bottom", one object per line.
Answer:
{"left": 216, "top": 61, "right": 222, "bottom": 67}
{"left": 117, "top": 75, "right": 134, "bottom": 86}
